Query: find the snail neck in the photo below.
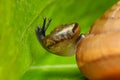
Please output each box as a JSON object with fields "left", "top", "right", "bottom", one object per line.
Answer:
{"left": 75, "top": 34, "right": 85, "bottom": 47}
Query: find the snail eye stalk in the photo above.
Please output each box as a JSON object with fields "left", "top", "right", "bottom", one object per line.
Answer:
{"left": 41, "top": 17, "right": 52, "bottom": 36}
{"left": 36, "top": 17, "right": 52, "bottom": 43}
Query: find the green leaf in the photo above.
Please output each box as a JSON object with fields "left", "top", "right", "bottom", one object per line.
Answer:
{"left": 0, "top": 0, "right": 119, "bottom": 80}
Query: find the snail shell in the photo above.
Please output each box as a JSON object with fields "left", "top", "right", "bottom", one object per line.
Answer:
{"left": 36, "top": 18, "right": 81, "bottom": 56}
{"left": 43, "top": 23, "right": 80, "bottom": 56}
{"left": 76, "top": 1, "right": 120, "bottom": 80}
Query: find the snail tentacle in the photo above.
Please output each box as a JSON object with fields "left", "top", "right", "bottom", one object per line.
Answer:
{"left": 36, "top": 17, "right": 52, "bottom": 44}
{"left": 44, "top": 18, "right": 52, "bottom": 32}
{"left": 41, "top": 17, "right": 46, "bottom": 36}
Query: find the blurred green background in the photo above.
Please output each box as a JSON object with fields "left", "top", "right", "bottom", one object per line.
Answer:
{"left": 0, "top": 0, "right": 119, "bottom": 80}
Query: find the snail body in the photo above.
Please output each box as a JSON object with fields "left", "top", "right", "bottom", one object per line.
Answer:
{"left": 36, "top": 18, "right": 82, "bottom": 56}
{"left": 76, "top": 1, "right": 120, "bottom": 80}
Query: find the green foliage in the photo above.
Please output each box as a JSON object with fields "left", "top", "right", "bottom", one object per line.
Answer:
{"left": 0, "top": 0, "right": 119, "bottom": 80}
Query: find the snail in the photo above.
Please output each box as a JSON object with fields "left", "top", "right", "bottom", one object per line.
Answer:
{"left": 36, "top": 17, "right": 84, "bottom": 56}
{"left": 36, "top": 1, "right": 120, "bottom": 80}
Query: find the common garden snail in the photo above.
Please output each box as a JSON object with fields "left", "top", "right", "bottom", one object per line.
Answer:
{"left": 36, "top": 17, "right": 84, "bottom": 56}
{"left": 36, "top": 1, "right": 120, "bottom": 80}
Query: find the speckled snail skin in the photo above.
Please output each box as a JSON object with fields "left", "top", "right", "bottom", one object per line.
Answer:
{"left": 36, "top": 1, "right": 120, "bottom": 80}
{"left": 76, "top": 1, "right": 120, "bottom": 80}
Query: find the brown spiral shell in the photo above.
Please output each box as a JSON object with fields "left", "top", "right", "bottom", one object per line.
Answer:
{"left": 76, "top": 1, "right": 120, "bottom": 80}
